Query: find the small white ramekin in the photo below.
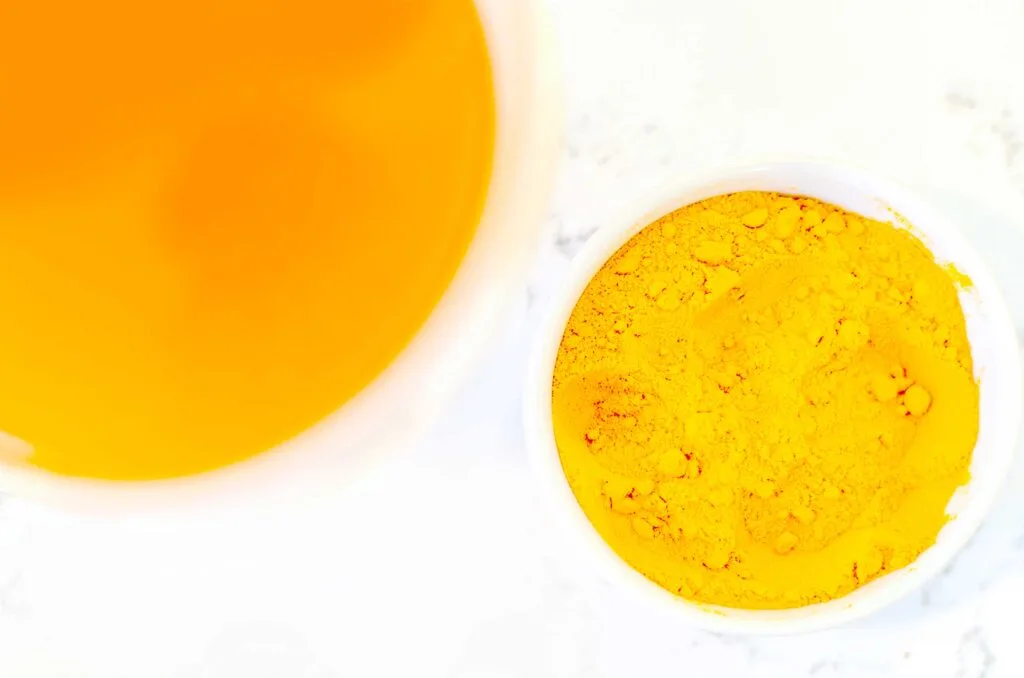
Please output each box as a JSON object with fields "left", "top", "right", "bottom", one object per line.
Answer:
{"left": 524, "top": 161, "right": 1022, "bottom": 634}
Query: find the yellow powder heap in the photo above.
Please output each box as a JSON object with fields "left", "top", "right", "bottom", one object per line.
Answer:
{"left": 552, "top": 191, "right": 979, "bottom": 609}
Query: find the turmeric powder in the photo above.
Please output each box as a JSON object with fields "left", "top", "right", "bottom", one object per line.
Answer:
{"left": 552, "top": 191, "right": 979, "bottom": 609}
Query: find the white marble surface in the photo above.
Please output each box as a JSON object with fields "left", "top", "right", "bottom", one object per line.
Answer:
{"left": 2, "top": 0, "right": 1024, "bottom": 675}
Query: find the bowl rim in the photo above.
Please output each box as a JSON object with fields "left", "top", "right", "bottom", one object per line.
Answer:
{"left": 523, "top": 159, "right": 1022, "bottom": 635}
{"left": 0, "top": 0, "right": 562, "bottom": 513}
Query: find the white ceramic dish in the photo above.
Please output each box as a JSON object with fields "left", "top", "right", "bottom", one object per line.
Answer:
{"left": 0, "top": 0, "right": 561, "bottom": 512}
{"left": 524, "top": 161, "right": 1022, "bottom": 634}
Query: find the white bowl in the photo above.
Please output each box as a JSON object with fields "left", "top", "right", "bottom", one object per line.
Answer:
{"left": 524, "top": 161, "right": 1022, "bottom": 634}
{"left": 0, "top": 0, "right": 561, "bottom": 512}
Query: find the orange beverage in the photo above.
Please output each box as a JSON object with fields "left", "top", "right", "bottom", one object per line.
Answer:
{"left": 0, "top": 0, "right": 495, "bottom": 479}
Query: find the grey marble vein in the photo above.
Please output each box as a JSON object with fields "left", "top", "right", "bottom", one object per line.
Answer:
{"left": 957, "top": 627, "right": 996, "bottom": 678}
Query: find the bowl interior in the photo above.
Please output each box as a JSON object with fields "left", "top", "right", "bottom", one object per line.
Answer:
{"left": 526, "top": 162, "right": 1022, "bottom": 634}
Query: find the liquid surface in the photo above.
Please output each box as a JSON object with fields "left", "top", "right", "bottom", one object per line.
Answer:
{"left": 0, "top": 0, "right": 494, "bottom": 479}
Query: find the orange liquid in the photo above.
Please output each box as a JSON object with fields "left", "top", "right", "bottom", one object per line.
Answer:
{"left": 0, "top": 1, "right": 494, "bottom": 479}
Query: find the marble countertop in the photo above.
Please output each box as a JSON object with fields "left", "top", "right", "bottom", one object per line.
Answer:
{"left": 2, "top": 0, "right": 1023, "bottom": 675}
